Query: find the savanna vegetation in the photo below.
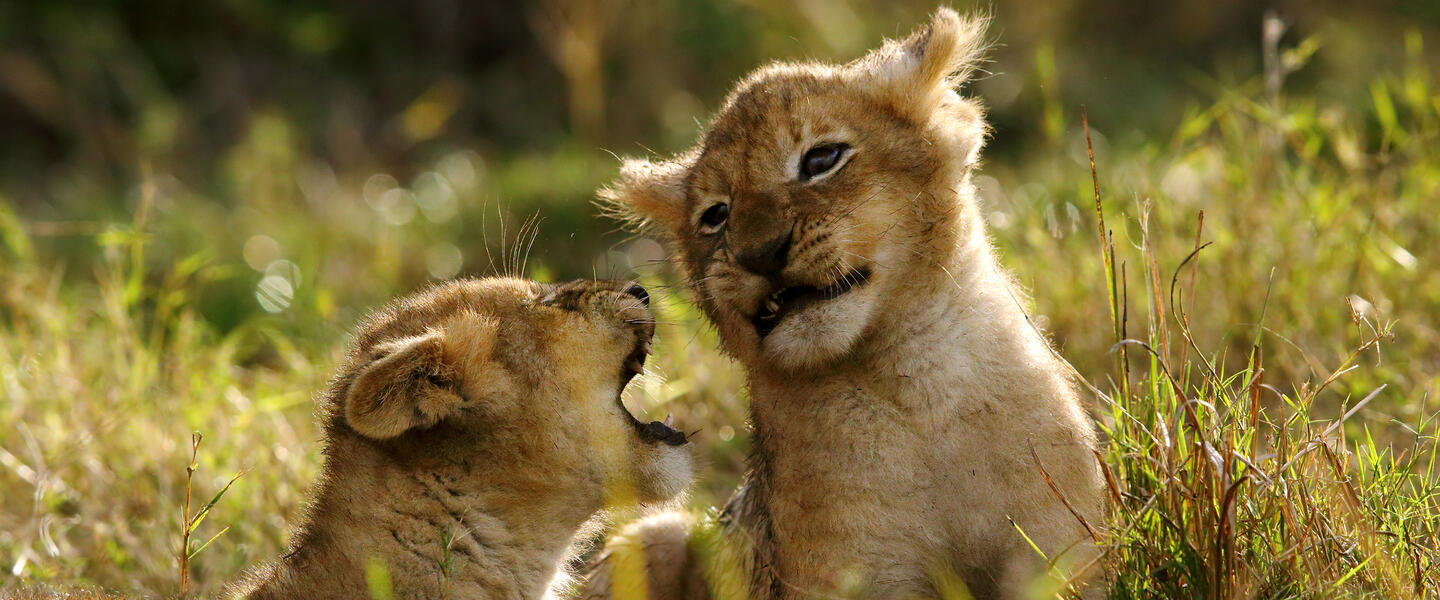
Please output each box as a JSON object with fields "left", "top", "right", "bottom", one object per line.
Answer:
{"left": 1, "top": 1, "right": 1437, "bottom": 597}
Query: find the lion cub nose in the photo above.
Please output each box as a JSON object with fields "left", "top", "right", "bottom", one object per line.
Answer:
{"left": 735, "top": 233, "right": 791, "bottom": 278}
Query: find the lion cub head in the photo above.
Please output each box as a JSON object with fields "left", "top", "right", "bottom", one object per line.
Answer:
{"left": 331, "top": 277, "right": 692, "bottom": 506}
{"left": 601, "top": 9, "right": 988, "bottom": 370}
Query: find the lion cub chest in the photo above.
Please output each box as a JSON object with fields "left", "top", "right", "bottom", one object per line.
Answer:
{"left": 756, "top": 377, "right": 999, "bottom": 585}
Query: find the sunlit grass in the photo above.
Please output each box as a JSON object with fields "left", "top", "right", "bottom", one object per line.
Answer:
{"left": 0, "top": 203, "right": 324, "bottom": 597}
{"left": 1081, "top": 121, "right": 1439, "bottom": 595}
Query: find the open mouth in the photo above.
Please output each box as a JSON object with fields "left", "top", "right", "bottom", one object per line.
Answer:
{"left": 616, "top": 335, "right": 688, "bottom": 446}
{"left": 752, "top": 267, "right": 871, "bottom": 338}
{"left": 621, "top": 338, "right": 650, "bottom": 384}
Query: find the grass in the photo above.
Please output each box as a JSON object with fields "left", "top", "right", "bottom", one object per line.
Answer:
{"left": 1077, "top": 106, "right": 1439, "bottom": 597}
{"left": 2, "top": 25, "right": 1439, "bottom": 600}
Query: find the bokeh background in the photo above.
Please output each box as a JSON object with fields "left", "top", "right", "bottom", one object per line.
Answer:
{"left": 2, "top": 0, "right": 1438, "bottom": 596}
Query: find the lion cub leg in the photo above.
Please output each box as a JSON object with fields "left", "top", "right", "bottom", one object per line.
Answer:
{"left": 991, "top": 542, "right": 1103, "bottom": 600}
{"left": 579, "top": 512, "right": 709, "bottom": 600}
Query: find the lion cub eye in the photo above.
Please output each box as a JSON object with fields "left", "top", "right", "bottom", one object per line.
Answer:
{"left": 799, "top": 143, "right": 850, "bottom": 181}
{"left": 697, "top": 202, "right": 729, "bottom": 234}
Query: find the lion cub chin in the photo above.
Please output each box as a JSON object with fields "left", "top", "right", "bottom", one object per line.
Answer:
{"left": 222, "top": 277, "right": 693, "bottom": 599}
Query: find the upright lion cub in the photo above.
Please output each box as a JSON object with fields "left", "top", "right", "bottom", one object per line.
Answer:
{"left": 590, "top": 8, "right": 1103, "bottom": 600}
{"left": 7, "top": 278, "right": 693, "bottom": 600}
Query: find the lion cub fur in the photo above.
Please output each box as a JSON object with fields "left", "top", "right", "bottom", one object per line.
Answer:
{"left": 586, "top": 9, "right": 1104, "bottom": 600}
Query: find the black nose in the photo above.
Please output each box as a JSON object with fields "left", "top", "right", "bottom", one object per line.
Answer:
{"left": 624, "top": 283, "right": 650, "bottom": 306}
{"left": 735, "top": 233, "right": 791, "bottom": 278}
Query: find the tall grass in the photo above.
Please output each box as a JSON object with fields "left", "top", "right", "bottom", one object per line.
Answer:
{"left": 0, "top": 199, "right": 325, "bottom": 597}
{"left": 1046, "top": 28, "right": 1440, "bottom": 596}
{"left": 1081, "top": 119, "right": 1439, "bottom": 597}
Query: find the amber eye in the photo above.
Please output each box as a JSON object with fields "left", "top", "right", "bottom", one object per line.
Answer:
{"left": 698, "top": 202, "right": 729, "bottom": 234}
{"left": 799, "top": 143, "right": 849, "bottom": 181}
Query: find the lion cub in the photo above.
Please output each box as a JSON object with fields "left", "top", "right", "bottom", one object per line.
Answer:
{"left": 6, "top": 278, "right": 693, "bottom": 600}
{"left": 590, "top": 8, "right": 1103, "bottom": 600}
{"left": 230, "top": 277, "right": 693, "bottom": 599}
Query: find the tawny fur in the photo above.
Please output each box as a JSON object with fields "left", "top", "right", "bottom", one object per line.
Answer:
{"left": 585, "top": 9, "right": 1103, "bottom": 600}
{"left": 7, "top": 278, "right": 693, "bottom": 600}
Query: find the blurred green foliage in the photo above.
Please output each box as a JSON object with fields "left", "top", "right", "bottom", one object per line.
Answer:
{"left": 1, "top": 0, "right": 1436, "bottom": 338}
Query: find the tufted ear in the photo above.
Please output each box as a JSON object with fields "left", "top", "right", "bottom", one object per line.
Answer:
{"left": 345, "top": 330, "right": 468, "bottom": 440}
{"left": 851, "top": 8, "right": 988, "bottom": 115}
{"left": 597, "top": 154, "right": 693, "bottom": 239}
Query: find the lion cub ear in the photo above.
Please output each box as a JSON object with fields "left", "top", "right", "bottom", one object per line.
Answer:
{"left": 598, "top": 153, "right": 694, "bottom": 239}
{"left": 852, "top": 8, "right": 988, "bottom": 113}
{"left": 345, "top": 330, "right": 467, "bottom": 440}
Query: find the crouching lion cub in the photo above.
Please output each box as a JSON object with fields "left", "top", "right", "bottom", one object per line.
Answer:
{"left": 8, "top": 277, "right": 693, "bottom": 600}
{"left": 586, "top": 8, "right": 1103, "bottom": 600}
